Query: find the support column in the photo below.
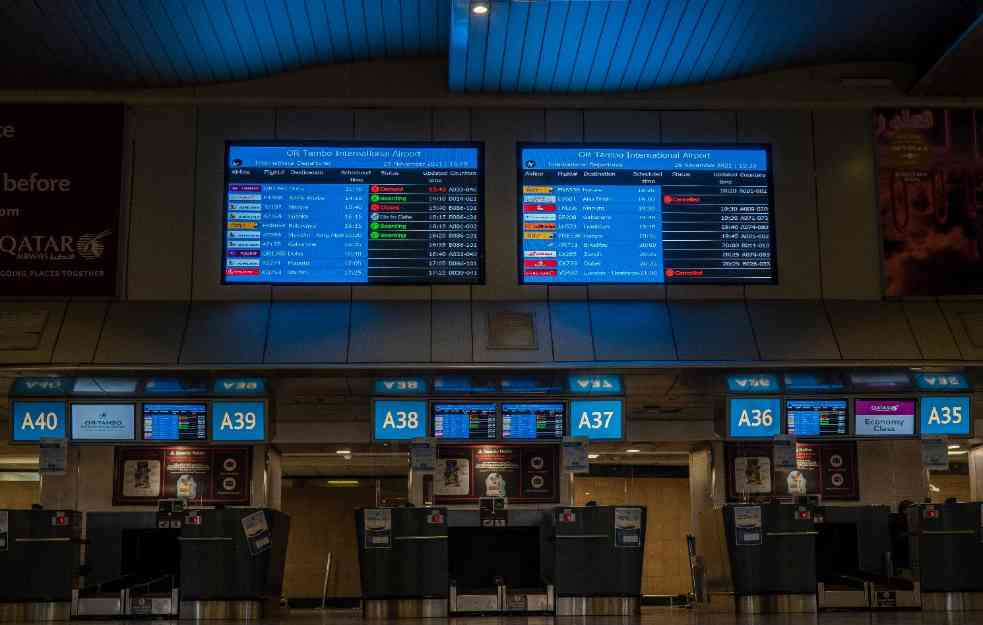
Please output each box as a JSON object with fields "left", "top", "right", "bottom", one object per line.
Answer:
{"left": 969, "top": 446, "right": 983, "bottom": 501}
{"left": 689, "top": 442, "right": 731, "bottom": 595}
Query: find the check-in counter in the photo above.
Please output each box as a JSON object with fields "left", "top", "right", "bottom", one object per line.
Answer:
{"left": 0, "top": 509, "right": 82, "bottom": 622}
{"left": 724, "top": 503, "right": 818, "bottom": 613}
{"left": 551, "top": 506, "right": 646, "bottom": 616}
{"left": 907, "top": 502, "right": 983, "bottom": 611}
{"left": 78, "top": 508, "right": 288, "bottom": 619}
{"left": 814, "top": 505, "right": 919, "bottom": 610}
{"left": 356, "top": 507, "right": 449, "bottom": 618}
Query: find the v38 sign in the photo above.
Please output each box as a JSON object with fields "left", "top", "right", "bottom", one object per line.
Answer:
{"left": 728, "top": 398, "right": 781, "bottom": 438}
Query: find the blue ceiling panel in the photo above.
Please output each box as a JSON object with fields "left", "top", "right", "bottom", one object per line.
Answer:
{"left": 0, "top": 0, "right": 976, "bottom": 91}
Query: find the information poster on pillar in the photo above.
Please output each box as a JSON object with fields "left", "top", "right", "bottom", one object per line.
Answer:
{"left": 0, "top": 104, "right": 123, "bottom": 295}
{"left": 113, "top": 446, "right": 251, "bottom": 506}
{"left": 726, "top": 442, "right": 858, "bottom": 500}
{"left": 875, "top": 108, "right": 983, "bottom": 296}
{"left": 435, "top": 445, "right": 558, "bottom": 504}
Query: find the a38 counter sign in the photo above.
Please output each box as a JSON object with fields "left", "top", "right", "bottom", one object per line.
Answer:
{"left": 0, "top": 105, "right": 123, "bottom": 295}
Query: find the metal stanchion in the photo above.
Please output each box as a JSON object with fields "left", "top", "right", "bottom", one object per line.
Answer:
{"left": 320, "top": 553, "right": 333, "bottom": 610}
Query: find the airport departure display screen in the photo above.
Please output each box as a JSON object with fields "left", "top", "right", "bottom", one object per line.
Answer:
{"left": 142, "top": 403, "right": 208, "bottom": 442}
{"left": 224, "top": 143, "right": 483, "bottom": 284}
{"left": 501, "top": 403, "right": 565, "bottom": 440}
{"left": 785, "top": 399, "right": 849, "bottom": 437}
{"left": 518, "top": 145, "right": 775, "bottom": 284}
{"left": 432, "top": 403, "right": 497, "bottom": 440}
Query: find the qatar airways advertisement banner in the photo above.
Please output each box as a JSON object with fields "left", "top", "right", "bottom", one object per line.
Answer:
{"left": 854, "top": 399, "right": 916, "bottom": 437}
{"left": 0, "top": 105, "right": 123, "bottom": 295}
{"left": 876, "top": 108, "right": 983, "bottom": 296}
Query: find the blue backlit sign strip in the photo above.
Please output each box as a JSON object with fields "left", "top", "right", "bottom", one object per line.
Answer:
{"left": 12, "top": 378, "right": 72, "bottom": 396}
{"left": 727, "top": 374, "right": 780, "bottom": 393}
{"left": 212, "top": 401, "right": 267, "bottom": 442}
{"left": 913, "top": 373, "right": 969, "bottom": 391}
{"left": 727, "top": 398, "right": 782, "bottom": 438}
{"left": 11, "top": 401, "right": 66, "bottom": 442}
{"left": 373, "top": 378, "right": 428, "bottom": 395}
{"left": 373, "top": 400, "right": 429, "bottom": 441}
{"left": 213, "top": 378, "right": 267, "bottom": 395}
{"left": 569, "top": 400, "right": 624, "bottom": 440}
{"left": 567, "top": 374, "right": 623, "bottom": 394}
{"left": 920, "top": 396, "right": 972, "bottom": 437}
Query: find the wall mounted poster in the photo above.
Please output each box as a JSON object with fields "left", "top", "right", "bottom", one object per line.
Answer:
{"left": 113, "top": 447, "right": 250, "bottom": 506}
{"left": 876, "top": 108, "right": 983, "bottom": 295}
{"left": 435, "top": 445, "right": 558, "bottom": 504}
{"left": 0, "top": 104, "right": 123, "bottom": 295}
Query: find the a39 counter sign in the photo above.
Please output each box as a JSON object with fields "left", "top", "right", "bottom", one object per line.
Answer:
{"left": 0, "top": 104, "right": 123, "bottom": 295}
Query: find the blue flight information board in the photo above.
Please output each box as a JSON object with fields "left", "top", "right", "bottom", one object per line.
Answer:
{"left": 785, "top": 399, "right": 849, "bottom": 437}
{"left": 224, "top": 143, "right": 483, "bottom": 284}
{"left": 142, "top": 403, "right": 208, "bottom": 442}
{"left": 432, "top": 403, "right": 497, "bottom": 440}
{"left": 501, "top": 403, "right": 565, "bottom": 440}
{"left": 518, "top": 145, "right": 775, "bottom": 284}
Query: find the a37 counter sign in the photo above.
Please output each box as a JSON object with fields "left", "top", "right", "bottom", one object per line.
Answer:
{"left": 0, "top": 105, "right": 123, "bottom": 295}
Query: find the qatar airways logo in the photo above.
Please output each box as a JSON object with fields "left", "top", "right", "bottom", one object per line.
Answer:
{"left": 0, "top": 230, "right": 111, "bottom": 261}
{"left": 867, "top": 402, "right": 900, "bottom": 413}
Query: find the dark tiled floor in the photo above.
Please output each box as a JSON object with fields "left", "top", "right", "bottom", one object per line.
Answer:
{"left": 29, "top": 607, "right": 983, "bottom": 625}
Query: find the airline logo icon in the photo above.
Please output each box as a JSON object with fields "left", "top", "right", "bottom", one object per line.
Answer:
{"left": 524, "top": 232, "right": 554, "bottom": 240}
{"left": 524, "top": 222, "right": 556, "bottom": 231}
{"left": 524, "top": 259, "right": 557, "bottom": 268}
{"left": 523, "top": 212, "right": 556, "bottom": 222}
{"left": 523, "top": 203, "right": 556, "bottom": 212}
{"left": 524, "top": 250, "right": 556, "bottom": 258}
{"left": 523, "top": 194, "right": 556, "bottom": 204}
{"left": 523, "top": 186, "right": 552, "bottom": 194}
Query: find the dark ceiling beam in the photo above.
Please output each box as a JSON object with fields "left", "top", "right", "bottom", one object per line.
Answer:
{"left": 911, "top": 9, "right": 983, "bottom": 96}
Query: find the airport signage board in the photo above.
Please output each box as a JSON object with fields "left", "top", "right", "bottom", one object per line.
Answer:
{"left": 373, "top": 377, "right": 428, "bottom": 395}
{"left": 11, "top": 401, "right": 67, "bottom": 441}
{"left": 854, "top": 399, "right": 916, "bottom": 437}
{"left": 913, "top": 373, "right": 969, "bottom": 391}
{"left": 211, "top": 401, "right": 266, "bottom": 442}
{"left": 568, "top": 399, "right": 624, "bottom": 440}
{"left": 727, "top": 397, "right": 782, "bottom": 438}
{"left": 372, "top": 400, "right": 428, "bottom": 441}
{"left": 920, "top": 396, "right": 972, "bottom": 437}
{"left": 567, "top": 374, "right": 623, "bottom": 394}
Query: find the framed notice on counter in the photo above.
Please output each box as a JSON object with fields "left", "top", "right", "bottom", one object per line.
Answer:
{"left": 113, "top": 446, "right": 251, "bottom": 506}
{"left": 435, "top": 444, "right": 559, "bottom": 504}
{"left": 726, "top": 441, "right": 858, "bottom": 501}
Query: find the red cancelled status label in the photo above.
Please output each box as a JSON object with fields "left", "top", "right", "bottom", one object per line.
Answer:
{"left": 225, "top": 268, "right": 260, "bottom": 276}
{"left": 524, "top": 269, "right": 557, "bottom": 277}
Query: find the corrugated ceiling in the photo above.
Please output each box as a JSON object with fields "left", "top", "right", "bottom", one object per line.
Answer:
{"left": 0, "top": 1, "right": 978, "bottom": 92}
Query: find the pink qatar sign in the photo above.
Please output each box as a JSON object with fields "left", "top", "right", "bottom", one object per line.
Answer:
{"left": 854, "top": 399, "right": 916, "bottom": 437}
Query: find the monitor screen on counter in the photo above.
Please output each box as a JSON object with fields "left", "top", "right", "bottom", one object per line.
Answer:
{"left": 517, "top": 144, "right": 775, "bottom": 285}
{"left": 223, "top": 142, "right": 483, "bottom": 285}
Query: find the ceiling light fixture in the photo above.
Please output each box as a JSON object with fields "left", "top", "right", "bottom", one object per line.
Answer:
{"left": 949, "top": 445, "right": 962, "bottom": 450}
{"left": 625, "top": 449, "right": 641, "bottom": 453}
{"left": 472, "top": 3, "right": 489, "bottom": 15}
{"left": 335, "top": 450, "right": 352, "bottom": 455}
{"left": 588, "top": 453, "right": 600, "bottom": 459}
{"left": 949, "top": 450, "right": 969, "bottom": 456}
